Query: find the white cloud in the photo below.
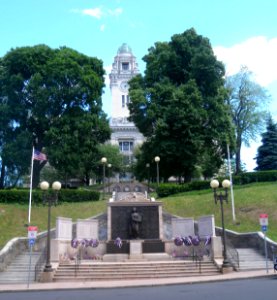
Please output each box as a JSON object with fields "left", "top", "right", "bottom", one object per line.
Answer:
{"left": 108, "top": 8, "right": 123, "bottom": 17}
{"left": 82, "top": 7, "right": 103, "bottom": 19}
{"left": 214, "top": 36, "right": 277, "bottom": 86}
{"left": 100, "top": 24, "right": 106, "bottom": 32}
{"left": 71, "top": 7, "right": 123, "bottom": 21}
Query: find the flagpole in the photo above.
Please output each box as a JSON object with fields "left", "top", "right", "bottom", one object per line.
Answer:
{"left": 227, "top": 144, "right": 236, "bottom": 222}
{"left": 28, "top": 147, "right": 34, "bottom": 224}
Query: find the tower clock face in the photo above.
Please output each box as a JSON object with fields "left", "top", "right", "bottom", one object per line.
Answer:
{"left": 120, "top": 81, "right": 129, "bottom": 92}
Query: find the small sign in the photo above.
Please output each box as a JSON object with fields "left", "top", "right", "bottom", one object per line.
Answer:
{"left": 259, "top": 214, "right": 268, "bottom": 226}
{"left": 28, "top": 238, "right": 35, "bottom": 246}
{"left": 28, "top": 226, "right": 38, "bottom": 239}
{"left": 261, "top": 225, "right": 268, "bottom": 232}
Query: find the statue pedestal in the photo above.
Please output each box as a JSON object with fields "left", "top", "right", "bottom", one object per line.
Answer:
{"left": 129, "top": 240, "right": 143, "bottom": 259}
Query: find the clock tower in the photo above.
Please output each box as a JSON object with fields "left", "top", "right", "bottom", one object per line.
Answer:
{"left": 109, "top": 44, "right": 144, "bottom": 170}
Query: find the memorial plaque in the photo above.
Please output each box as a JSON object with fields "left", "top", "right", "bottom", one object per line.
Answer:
{"left": 172, "top": 218, "right": 195, "bottom": 237}
{"left": 197, "top": 215, "right": 215, "bottom": 237}
{"left": 76, "top": 219, "right": 99, "bottom": 239}
{"left": 111, "top": 205, "right": 160, "bottom": 240}
{"left": 55, "top": 217, "right": 72, "bottom": 240}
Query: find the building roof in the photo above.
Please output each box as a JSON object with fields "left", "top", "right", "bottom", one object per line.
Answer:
{"left": 117, "top": 43, "right": 133, "bottom": 55}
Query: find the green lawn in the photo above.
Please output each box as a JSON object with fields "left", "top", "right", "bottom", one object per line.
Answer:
{"left": 0, "top": 182, "right": 276, "bottom": 250}
{"left": 0, "top": 200, "right": 107, "bottom": 250}
{"left": 162, "top": 182, "right": 277, "bottom": 241}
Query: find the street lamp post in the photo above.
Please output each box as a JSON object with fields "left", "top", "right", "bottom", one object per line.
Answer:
{"left": 210, "top": 179, "right": 232, "bottom": 272}
{"left": 101, "top": 157, "right": 107, "bottom": 199}
{"left": 146, "top": 163, "right": 150, "bottom": 193}
{"left": 107, "top": 163, "right": 112, "bottom": 193}
{"left": 154, "top": 156, "right": 160, "bottom": 187}
{"left": 40, "top": 181, "right": 61, "bottom": 273}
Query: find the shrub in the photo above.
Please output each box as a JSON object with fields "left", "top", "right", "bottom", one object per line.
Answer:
{"left": 0, "top": 188, "right": 100, "bottom": 204}
{"left": 157, "top": 180, "right": 210, "bottom": 197}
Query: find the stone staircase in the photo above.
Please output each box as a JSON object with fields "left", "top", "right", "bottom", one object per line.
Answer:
{"left": 237, "top": 248, "right": 272, "bottom": 271}
{"left": 0, "top": 251, "right": 42, "bottom": 284}
{"left": 53, "top": 259, "right": 220, "bottom": 282}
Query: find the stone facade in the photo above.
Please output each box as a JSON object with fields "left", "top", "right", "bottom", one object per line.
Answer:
{"left": 109, "top": 44, "right": 145, "bottom": 171}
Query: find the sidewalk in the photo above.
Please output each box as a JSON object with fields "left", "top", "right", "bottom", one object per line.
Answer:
{"left": 0, "top": 269, "right": 276, "bottom": 292}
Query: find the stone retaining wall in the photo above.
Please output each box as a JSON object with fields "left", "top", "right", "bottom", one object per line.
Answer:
{"left": 216, "top": 227, "right": 277, "bottom": 259}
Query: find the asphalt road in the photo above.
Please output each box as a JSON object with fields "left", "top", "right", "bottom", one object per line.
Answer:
{"left": 1, "top": 278, "right": 277, "bottom": 300}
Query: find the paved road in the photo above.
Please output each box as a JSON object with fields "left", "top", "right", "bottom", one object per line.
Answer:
{"left": 1, "top": 278, "right": 277, "bottom": 300}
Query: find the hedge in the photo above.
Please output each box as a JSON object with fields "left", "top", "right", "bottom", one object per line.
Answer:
{"left": 157, "top": 170, "right": 277, "bottom": 198}
{"left": 157, "top": 180, "right": 210, "bottom": 198}
{"left": 0, "top": 189, "right": 100, "bottom": 204}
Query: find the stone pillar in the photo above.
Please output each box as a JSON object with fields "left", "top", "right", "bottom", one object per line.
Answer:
{"left": 212, "top": 236, "right": 223, "bottom": 259}
{"left": 129, "top": 240, "right": 143, "bottom": 259}
{"left": 171, "top": 217, "right": 195, "bottom": 238}
{"left": 76, "top": 219, "right": 98, "bottom": 240}
{"left": 107, "top": 206, "right": 112, "bottom": 240}
{"left": 51, "top": 217, "right": 72, "bottom": 262}
{"left": 159, "top": 205, "right": 163, "bottom": 239}
{"left": 197, "top": 215, "right": 216, "bottom": 238}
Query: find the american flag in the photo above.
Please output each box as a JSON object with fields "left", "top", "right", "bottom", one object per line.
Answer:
{"left": 33, "top": 149, "right": 47, "bottom": 161}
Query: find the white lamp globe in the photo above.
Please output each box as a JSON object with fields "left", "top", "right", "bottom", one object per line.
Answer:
{"left": 52, "top": 181, "right": 62, "bottom": 191}
{"left": 210, "top": 179, "right": 219, "bottom": 189}
{"left": 40, "top": 181, "right": 49, "bottom": 190}
{"left": 101, "top": 157, "right": 107, "bottom": 164}
{"left": 222, "top": 179, "right": 231, "bottom": 189}
{"left": 154, "top": 156, "right": 160, "bottom": 162}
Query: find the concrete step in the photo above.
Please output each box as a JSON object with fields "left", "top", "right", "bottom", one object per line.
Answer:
{"left": 53, "top": 260, "right": 220, "bottom": 282}
{"left": 236, "top": 248, "right": 272, "bottom": 271}
{"left": 0, "top": 251, "right": 42, "bottom": 284}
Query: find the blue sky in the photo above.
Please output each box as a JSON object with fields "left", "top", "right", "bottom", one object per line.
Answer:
{"left": 1, "top": 0, "right": 277, "bottom": 171}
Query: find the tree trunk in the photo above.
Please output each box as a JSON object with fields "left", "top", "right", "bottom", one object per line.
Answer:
{"left": 32, "top": 160, "right": 47, "bottom": 188}
{"left": 235, "top": 138, "right": 242, "bottom": 174}
{"left": 0, "top": 161, "right": 5, "bottom": 189}
{"left": 84, "top": 173, "right": 90, "bottom": 186}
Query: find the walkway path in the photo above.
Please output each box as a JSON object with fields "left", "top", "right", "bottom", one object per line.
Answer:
{"left": 0, "top": 269, "right": 275, "bottom": 292}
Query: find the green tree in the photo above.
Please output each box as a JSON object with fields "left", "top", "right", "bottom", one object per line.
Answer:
{"left": 95, "top": 144, "right": 124, "bottom": 182}
{"left": 255, "top": 116, "right": 277, "bottom": 170}
{"left": 129, "top": 28, "right": 234, "bottom": 181}
{"left": 0, "top": 45, "right": 110, "bottom": 188}
{"left": 225, "top": 66, "right": 270, "bottom": 174}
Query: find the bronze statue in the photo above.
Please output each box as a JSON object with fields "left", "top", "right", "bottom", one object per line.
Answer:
{"left": 129, "top": 207, "right": 142, "bottom": 239}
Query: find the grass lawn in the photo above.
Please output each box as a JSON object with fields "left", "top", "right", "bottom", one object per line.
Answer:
{"left": 162, "top": 182, "right": 277, "bottom": 241}
{"left": 0, "top": 182, "right": 277, "bottom": 250}
{"left": 0, "top": 200, "right": 107, "bottom": 250}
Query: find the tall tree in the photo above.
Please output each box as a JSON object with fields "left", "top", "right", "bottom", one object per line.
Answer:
{"left": 128, "top": 28, "right": 234, "bottom": 181}
{"left": 225, "top": 66, "right": 270, "bottom": 174}
{"left": 0, "top": 45, "right": 110, "bottom": 188}
{"left": 255, "top": 116, "right": 277, "bottom": 171}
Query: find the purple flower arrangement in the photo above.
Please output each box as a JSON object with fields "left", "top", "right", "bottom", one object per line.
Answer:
{"left": 89, "top": 238, "right": 99, "bottom": 248}
{"left": 114, "top": 237, "right": 123, "bottom": 248}
{"left": 182, "top": 236, "right": 192, "bottom": 246}
{"left": 173, "top": 235, "right": 211, "bottom": 247}
{"left": 173, "top": 236, "right": 183, "bottom": 246}
{"left": 71, "top": 238, "right": 99, "bottom": 248}
{"left": 71, "top": 238, "right": 79, "bottom": 249}
{"left": 191, "top": 236, "right": 200, "bottom": 246}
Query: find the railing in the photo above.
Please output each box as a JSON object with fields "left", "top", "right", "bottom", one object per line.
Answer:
{"left": 226, "top": 239, "right": 240, "bottom": 271}
{"left": 34, "top": 247, "right": 47, "bottom": 281}
{"left": 74, "top": 247, "right": 81, "bottom": 277}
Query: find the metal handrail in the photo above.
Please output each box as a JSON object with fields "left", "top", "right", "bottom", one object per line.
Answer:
{"left": 226, "top": 239, "right": 240, "bottom": 271}
{"left": 74, "top": 247, "right": 81, "bottom": 277}
{"left": 34, "top": 247, "right": 47, "bottom": 281}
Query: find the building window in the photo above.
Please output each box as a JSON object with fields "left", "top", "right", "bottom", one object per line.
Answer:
{"left": 126, "top": 95, "right": 130, "bottom": 104}
{"left": 122, "top": 62, "right": 129, "bottom": 70}
{"left": 119, "top": 141, "right": 134, "bottom": 153}
{"left": 122, "top": 95, "right": 125, "bottom": 107}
